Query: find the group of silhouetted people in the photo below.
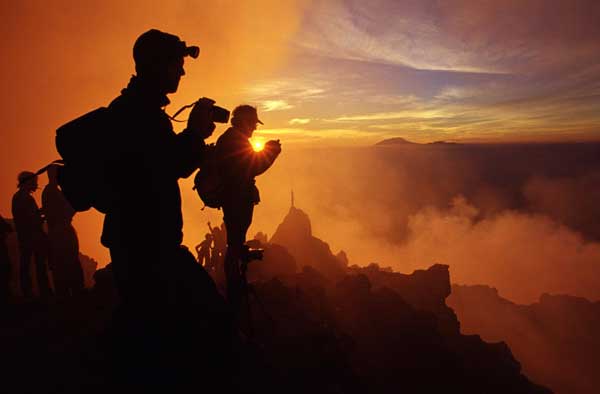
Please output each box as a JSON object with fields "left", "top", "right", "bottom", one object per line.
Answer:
{"left": 3, "top": 28, "right": 281, "bottom": 390}
{"left": 1, "top": 166, "right": 84, "bottom": 301}
{"left": 196, "top": 221, "right": 227, "bottom": 273}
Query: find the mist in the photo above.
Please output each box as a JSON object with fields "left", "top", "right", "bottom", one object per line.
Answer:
{"left": 202, "top": 142, "right": 600, "bottom": 303}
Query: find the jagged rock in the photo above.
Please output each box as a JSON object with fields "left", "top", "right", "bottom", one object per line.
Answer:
{"left": 247, "top": 267, "right": 550, "bottom": 394}
{"left": 79, "top": 253, "right": 98, "bottom": 289}
{"left": 0, "top": 206, "right": 555, "bottom": 393}
{"left": 336, "top": 250, "right": 349, "bottom": 267}
{"left": 270, "top": 206, "right": 347, "bottom": 279}
{"left": 247, "top": 243, "right": 297, "bottom": 282}
{"left": 349, "top": 263, "right": 460, "bottom": 336}
{"left": 449, "top": 284, "right": 600, "bottom": 394}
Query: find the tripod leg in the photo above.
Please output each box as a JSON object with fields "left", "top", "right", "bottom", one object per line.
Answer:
{"left": 240, "top": 262, "right": 254, "bottom": 340}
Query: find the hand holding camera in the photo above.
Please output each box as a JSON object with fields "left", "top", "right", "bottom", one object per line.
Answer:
{"left": 265, "top": 139, "right": 282, "bottom": 156}
{"left": 188, "top": 98, "right": 216, "bottom": 139}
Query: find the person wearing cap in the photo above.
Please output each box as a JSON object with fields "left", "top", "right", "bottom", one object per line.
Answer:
{"left": 102, "top": 29, "right": 217, "bottom": 293}
{"left": 11, "top": 171, "right": 51, "bottom": 298}
{"left": 100, "top": 29, "right": 230, "bottom": 386}
{"left": 215, "top": 105, "right": 281, "bottom": 309}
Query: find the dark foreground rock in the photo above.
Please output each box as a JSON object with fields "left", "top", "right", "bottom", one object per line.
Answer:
{"left": 1, "top": 265, "right": 551, "bottom": 394}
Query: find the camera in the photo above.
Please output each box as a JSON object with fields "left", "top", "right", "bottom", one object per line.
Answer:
{"left": 170, "top": 98, "right": 230, "bottom": 124}
{"left": 211, "top": 104, "right": 230, "bottom": 124}
{"left": 241, "top": 245, "right": 264, "bottom": 263}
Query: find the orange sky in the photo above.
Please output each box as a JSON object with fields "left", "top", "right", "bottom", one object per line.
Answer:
{"left": 1, "top": 0, "right": 600, "bottom": 265}
{"left": 0, "top": 0, "right": 310, "bottom": 263}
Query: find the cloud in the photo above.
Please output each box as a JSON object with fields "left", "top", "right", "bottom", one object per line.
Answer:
{"left": 245, "top": 78, "right": 328, "bottom": 101}
{"left": 262, "top": 100, "right": 294, "bottom": 112}
{"left": 391, "top": 197, "right": 600, "bottom": 304}
{"left": 226, "top": 1, "right": 600, "bottom": 144}
{"left": 299, "top": 0, "right": 600, "bottom": 75}
{"left": 289, "top": 118, "right": 311, "bottom": 125}
{"left": 251, "top": 127, "right": 387, "bottom": 146}
{"left": 239, "top": 142, "right": 600, "bottom": 304}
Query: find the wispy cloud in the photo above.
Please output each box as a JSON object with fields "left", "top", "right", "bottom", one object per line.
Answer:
{"left": 240, "top": 0, "right": 600, "bottom": 144}
{"left": 255, "top": 127, "right": 388, "bottom": 145}
{"left": 289, "top": 118, "right": 311, "bottom": 125}
{"left": 262, "top": 100, "right": 293, "bottom": 112}
{"left": 246, "top": 78, "right": 328, "bottom": 101}
{"left": 299, "top": 0, "right": 600, "bottom": 76}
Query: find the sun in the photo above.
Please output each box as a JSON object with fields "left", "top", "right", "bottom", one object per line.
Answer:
{"left": 251, "top": 138, "right": 265, "bottom": 152}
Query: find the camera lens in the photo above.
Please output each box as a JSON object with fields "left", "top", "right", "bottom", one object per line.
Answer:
{"left": 213, "top": 106, "right": 230, "bottom": 124}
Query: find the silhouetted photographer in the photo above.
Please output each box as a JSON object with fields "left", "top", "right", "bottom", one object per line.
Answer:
{"left": 54, "top": 29, "right": 234, "bottom": 388}
{"left": 215, "top": 105, "right": 281, "bottom": 311}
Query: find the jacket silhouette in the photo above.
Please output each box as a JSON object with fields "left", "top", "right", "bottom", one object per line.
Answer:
{"left": 42, "top": 165, "right": 83, "bottom": 296}
{"left": 11, "top": 172, "right": 51, "bottom": 297}
{"left": 216, "top": 105, "right": 280, "bottom": 308}
{"left": 96, "top": 29, "right": 231, "bottom": 389}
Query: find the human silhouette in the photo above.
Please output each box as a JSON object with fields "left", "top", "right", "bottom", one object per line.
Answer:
{"left": 215, "top": 105, "right": 281, "bottom": 310}
{"left": 195, "top": 233, "right": 213, "bottom": 268}
{"left": 95, "top": 29, "right": 231, "bottom": 387}
{"left": 11, "top": 172, "right": 51, "bottom": 298}
{"left": 42, "top": 164, "right": 84, "bottom": 297}
{"left": 208, "top": 221, "right": 227, "bottom": 276}
{"left": 0, "top": 215, "right": 13, "bottom": 303}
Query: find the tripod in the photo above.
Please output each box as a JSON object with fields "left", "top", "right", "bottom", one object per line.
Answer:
{"left": 238, "top": 247, "right": 274, "bottom": 340}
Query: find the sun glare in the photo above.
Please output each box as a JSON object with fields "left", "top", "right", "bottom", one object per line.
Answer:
{"left": 252, "top": 139, "right": 265, "bottom": 152}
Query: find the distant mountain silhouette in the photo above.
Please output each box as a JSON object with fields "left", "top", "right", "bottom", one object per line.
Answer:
{"left": 375, "top": 137, "right": 418, "bottom": 146}
{"left": 375, "top": 137, "right": 461, "bottom": 146}
{"left": 428, "top": 140, "right": 460, "bottom": 146}
{"left": 449, "top": 285, "right": 600, "bottom": 394}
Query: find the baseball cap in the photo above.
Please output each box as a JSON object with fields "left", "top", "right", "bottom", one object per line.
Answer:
{"left": 232, "top": 105, "right": 264, "bottom": 125}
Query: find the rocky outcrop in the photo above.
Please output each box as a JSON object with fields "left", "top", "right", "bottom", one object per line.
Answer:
{"left": 348, "top": 263, "right": 459, "bottom": 335}
{"left": 0, "top": 205, "right": 557, "bottom": 393}
{"left": 449, "top": 285, "right": 600, "bottom": 394}
{"left": 244, "top": 265, "right": 550, "bottom": 394}
{"left": 247, "top": 242, "right": 297, "bottom": 282}
{"left": 270, "top": 206, "right": 347, "bottom": 279}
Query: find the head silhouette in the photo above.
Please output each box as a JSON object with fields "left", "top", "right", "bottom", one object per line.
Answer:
{"left": 17, "top": 171, "right": 38, "bottom": 193}
{"left": 231, "top": 105, "right": 264, "bottom": 137}
{"left": 133, "top": 29, "right": 199, "bottom": 95}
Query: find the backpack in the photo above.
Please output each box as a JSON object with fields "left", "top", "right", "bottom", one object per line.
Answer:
{"left": 55, "top": 107, "right": 114, "bottom": 213}
{"left": 193, "top": 143, "right": 223, "bottom": 210}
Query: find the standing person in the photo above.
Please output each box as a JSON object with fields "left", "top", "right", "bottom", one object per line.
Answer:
{"left": 11, "top": 172, "right": 51, "bottom": 298}
{"left": 215, "top": 105, "right": 281, "bottom": 310}
{"left": 195, "top": 233, "right": 213, "bottom": 268}
{"left": 42, "top": 164, "right": 84, "bottom": 297}
{"left": 96, "top": 29, "right": 230, "bottom": 388}
{"left": 0, "top": 215, "right": 13, "bottom": 303}
{"left": 208, "top": 221, "right": 226, "bottom": 272}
